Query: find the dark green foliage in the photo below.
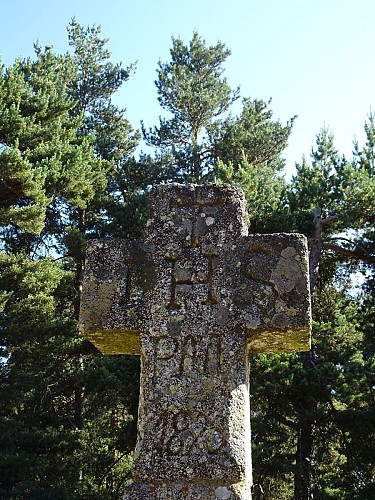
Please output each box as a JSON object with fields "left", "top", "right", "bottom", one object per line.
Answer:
{"left": 287, "top": 129, "right": 341, "bottom": 236}
{"left": 66, "top": 18, "right": 140, "bottom": 162}
{"left": 216, "top": 157, "right": 288, "bottom": 233}
{"left": 0, "top": 254, "right": 80, "bottom": 497}
{"left": 64, "top": 19, "right": 150, "bottom": 242}
{"left": 250, "top": 128, "right": 375, "bottom": 499}
{"left": 289, "top": 126, "right": 375, "bottom": 238}
{"left": 0, "top": 253, "right": 139, "bottom": 498}
{"left": 212, "top": 98, "right": 295, "bottom": 233}
{"left": 251, "top": 282, "right": 375, "bottom": 500}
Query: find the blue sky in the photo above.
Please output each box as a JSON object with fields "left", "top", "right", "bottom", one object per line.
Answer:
{"left": 1, "top": 0, "right": 375, "bottom": 177}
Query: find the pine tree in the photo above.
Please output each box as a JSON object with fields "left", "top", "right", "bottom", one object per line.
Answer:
{"left": 142, "top": 31, "right": 240, "bottom": 182}
{"left": 143, "top": 31, "right": 295, "bottom": 237}
{"left": 0, "top": 47, "right": 107, "bottom": 244}
{"left": 0, "top": 254, "right": 80, "bottom": 498}
{"left": 212, "top": 98, "right": 295, "bottom": 233}
{"left": 0, "top": 23, "right": 141, "bottom": 498}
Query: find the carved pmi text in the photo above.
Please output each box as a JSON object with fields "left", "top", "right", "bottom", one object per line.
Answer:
{"left": 179, "top": 333, "right": 221, "bottom": 376}
{"left": 153, "top": 333, "right": 222, "bottom": 377}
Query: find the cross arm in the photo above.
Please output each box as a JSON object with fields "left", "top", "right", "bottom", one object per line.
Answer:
{"left": 234, "top": 233, "right": 311, "bottom": 354}
{"left": 79, "top": 239, "right": 156, "bottom": 355}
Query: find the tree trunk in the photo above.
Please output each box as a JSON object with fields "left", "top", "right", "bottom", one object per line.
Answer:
{"left": 73, "top": 209, "right": 86, "bottom": 431}
{"left": 294, "top": 422, "right": 314, "bottom": 499}
{"left": 74, "top": 208, "right": 86, "bottom": 485}
{"left": 294, "top": 208, "right": 323, "bottom": 500}
{"left": 192, "top": 131, "right": 201, "bottom": 182}
{"left": 74, "top": 208, "right": 86, "bottom": 319}
{"left": 309, "top": 208, "right": 323, "bottom": 306}
{"left": 74, "top": 355, "right": 85, "bottom": 430}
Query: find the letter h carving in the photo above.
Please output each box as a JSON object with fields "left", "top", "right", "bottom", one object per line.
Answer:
{"left": 166, "top": 251, "right": 219, "bottom": 309}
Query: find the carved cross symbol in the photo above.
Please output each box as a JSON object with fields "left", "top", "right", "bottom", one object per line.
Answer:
{"left": 79, "top": 184, "right": 311, "bottom": 499}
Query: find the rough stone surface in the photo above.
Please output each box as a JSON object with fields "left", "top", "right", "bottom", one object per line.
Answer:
{"left": 79, "top": 184, "right": 311, "bottom": 499}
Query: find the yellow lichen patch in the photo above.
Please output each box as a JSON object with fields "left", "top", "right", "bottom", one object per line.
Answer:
{"left": 246, "top": 327, "right": 311, "bottom": 354}
{"left": 83, "top": 328, "right": 141, "bottom": 355}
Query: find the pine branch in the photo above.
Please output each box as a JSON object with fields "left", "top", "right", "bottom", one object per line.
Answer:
{"left": 322, "top": 240, "right": 375, "bottom": 263}
{"left": 320, "top": 215, "right": 338, "bottom": 226}
{"left": 273, "top": 410, "right": 299, "bottom": 431}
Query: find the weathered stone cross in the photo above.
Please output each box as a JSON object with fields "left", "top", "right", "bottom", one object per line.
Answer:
{"left": 79, "top": 184, "right": 311, "bottom": 499}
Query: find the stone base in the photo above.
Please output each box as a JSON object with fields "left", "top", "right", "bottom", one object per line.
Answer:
{"left": 123, "top": 480, "right": 252, "bottom": 499}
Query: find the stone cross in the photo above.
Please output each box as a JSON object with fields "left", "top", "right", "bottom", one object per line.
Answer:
{"left": 79, "top": 184, "right": 311, "bottom": 499}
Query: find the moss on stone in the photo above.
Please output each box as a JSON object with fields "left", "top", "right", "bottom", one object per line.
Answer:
{"left": 246, "top": 327, "right": 310, "bottom": 354}
{"left": 83, "top": 328, "right": 141, "bottom": 355}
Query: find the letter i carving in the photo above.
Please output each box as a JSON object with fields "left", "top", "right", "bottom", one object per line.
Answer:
{"left": 120, "top": 264, "right": 134, "bottom": 308}
{"left": 202, "top": 252, "right": 219, "bottom": 305}
{"left": 191, "top": 207, "right": 199, "bottom": 248}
